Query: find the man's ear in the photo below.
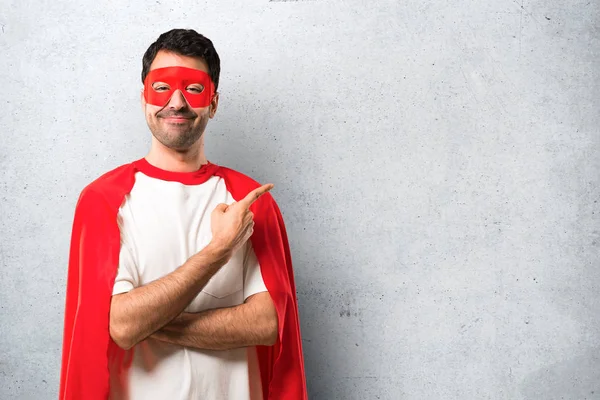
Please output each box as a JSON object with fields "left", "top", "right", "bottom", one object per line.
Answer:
{"left": 209, "top": 92, "right": 219, "bottom": 119}
{"left": 140, "top": 89, "right": 145, "bottom": 112}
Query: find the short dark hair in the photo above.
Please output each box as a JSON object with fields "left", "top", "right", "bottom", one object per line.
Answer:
{"left": 141, "top": 29, "right": 221, "bottom": 91}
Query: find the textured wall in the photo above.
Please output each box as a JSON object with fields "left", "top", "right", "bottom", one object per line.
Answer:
{"left": 1, "top": 1, "right": 599, "bottom": 399}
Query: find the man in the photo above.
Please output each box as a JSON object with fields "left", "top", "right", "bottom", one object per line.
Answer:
{"left": 59, "top": 28, "right": 307, "bottom": 400}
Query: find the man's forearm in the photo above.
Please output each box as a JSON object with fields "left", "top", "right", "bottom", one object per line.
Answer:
{"left": 150, "top": 293, "right": 278, "bottom": 350}
{"left": 109, "top": 243, "right": 231, "bottom": 350}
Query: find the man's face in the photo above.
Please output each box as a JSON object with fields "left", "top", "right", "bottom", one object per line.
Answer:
{"left": 141, "top": 50, "right": 219, "bottom": 151}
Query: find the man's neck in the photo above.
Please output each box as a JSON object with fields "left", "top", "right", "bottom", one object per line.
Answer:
{"left": 145, "top": 137, "right": 208, "bottom": 172}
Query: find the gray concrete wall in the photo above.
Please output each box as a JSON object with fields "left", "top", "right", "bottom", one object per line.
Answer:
{"left": 1, "top": 1, "right": 599, "bottom": 399}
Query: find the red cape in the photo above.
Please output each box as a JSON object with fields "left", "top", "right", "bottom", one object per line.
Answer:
{"left": 59, "top": 159, "right": 307, "bottom": 399}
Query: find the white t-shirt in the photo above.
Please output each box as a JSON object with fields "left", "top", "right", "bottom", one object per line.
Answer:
{"left": 110, "top": 170, "right": 267, "bottom": 400}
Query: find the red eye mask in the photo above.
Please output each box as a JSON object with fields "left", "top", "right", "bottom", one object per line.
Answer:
{"left": 143, "top": 66, "right": 215, "bottom": 108}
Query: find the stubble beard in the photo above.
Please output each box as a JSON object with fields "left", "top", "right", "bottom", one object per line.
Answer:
{"left": 150, "top": 114, "right": 209, "bottom": 151}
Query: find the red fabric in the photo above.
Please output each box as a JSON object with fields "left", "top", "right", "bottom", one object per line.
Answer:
{"left": 59, "top": 160, "right": 307, "bottom": 400}
{"left": 215, "top": 167, "right": 308, "bottom": 400}
{"left": 143, "top": 66, "right": 215, "bottom": 108}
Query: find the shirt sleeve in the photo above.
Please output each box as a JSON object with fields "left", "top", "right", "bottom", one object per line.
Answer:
{"left": 243, "top": 240, "right": 268, "bottom": 301}
{"left": 112, "top": 213, "right": 139, "bottom": 295}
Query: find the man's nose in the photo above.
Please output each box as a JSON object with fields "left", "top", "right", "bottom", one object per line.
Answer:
{"left": 166, "top": 89, "right": 189, "bottom": 109}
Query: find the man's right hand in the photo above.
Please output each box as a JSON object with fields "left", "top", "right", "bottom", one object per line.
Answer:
{"left": 209, "top": 183, "right": 274, "bottom": 256}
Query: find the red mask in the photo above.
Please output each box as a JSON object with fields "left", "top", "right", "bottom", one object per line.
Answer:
{"left": 143, "top": 66, "right": 216, "bottom": 108}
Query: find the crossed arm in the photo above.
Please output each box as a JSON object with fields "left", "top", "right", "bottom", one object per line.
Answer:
{"left": 150, "top": 292, "right": 278, "bottom": 350}
{"left": 109, "top": 243, "right": 278, "bottom": 351}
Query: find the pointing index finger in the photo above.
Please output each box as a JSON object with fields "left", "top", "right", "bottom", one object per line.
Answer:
{"left": 239, "top": 183, "right": 274, "bottom": 209}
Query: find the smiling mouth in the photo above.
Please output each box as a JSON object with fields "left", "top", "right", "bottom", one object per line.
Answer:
{"left": 162, "top": 116, "right": 192, "bottom": 122}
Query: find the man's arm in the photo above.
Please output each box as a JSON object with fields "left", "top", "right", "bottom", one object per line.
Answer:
{"left": 109, "top": 183, "right": 274, "bottom": 351}
{"left": 109, "top": 243, "right": 230, "bottom": 350}
{"left": 149, "top": 291, "right": 278, "bottom": 350}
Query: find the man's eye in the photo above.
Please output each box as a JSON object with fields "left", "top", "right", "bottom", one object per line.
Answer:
{"left": 187, "top": 86, "right": 204, "bottom": 93}
{"left": 154, "top": 86, "right": 170, "bottom": 91}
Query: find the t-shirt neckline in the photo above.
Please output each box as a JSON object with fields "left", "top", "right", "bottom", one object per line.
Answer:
{"left": 133, "top": 157, "right": 219, "bottom": 185}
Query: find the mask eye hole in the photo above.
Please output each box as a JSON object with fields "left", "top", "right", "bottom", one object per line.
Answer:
{"left": 152, "top": 82, "right": 170, "bottom": 92}
{"left": 186, "top": 84, "right": 205, "bottom": 94}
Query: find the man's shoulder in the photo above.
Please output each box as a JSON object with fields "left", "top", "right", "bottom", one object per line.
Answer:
{"left": 215, "top": 165, "right": 276, "bottom": 205}
{"left": 216, "top": 165, "right": 262, "bottom": 188}
{"left": 78, "top": 161, "right": 136, "bottom": 203}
